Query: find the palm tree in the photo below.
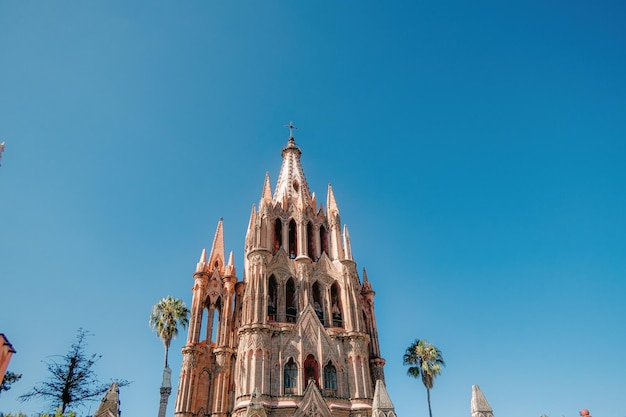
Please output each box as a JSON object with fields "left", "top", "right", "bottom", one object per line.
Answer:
{"left": 149, "top": 296, "right": 190, "bottom": 368}
{"left": 403, "top": 339, "right": 445, "bottom": 417}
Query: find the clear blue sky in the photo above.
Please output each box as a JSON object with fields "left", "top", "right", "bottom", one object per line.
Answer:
{"left": 1, "top": 2, "right": 625, "bottom": 417}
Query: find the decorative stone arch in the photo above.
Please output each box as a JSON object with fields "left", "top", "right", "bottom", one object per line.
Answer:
{"left": 253, "top": 348, "right": 264, "bottom": 392}
{"left": 205, "top": 295, "right": 222, "bottom": 344}
{"left": 303, "top": 353, "right": 320, "bottom": 388}
{"left": 288, "top": 218, "right": 297, "bottom": 258}
{"left": 312, "top": 281, "right": 324, "bottom": 324}
{"left": 319, "top": 225, "right": 329, "bottom": 256}
{"left": 330, "top": 282, "right": 343, "bottom": 328}
{"left": 237, "top": 350, "right": 247, "bottom": 395}
{"left": 285, "top": 277, "right": 297, "bottom": 323}
{"left": 273, "top": 218, "right": 282, "bottom": 254}
{"left": 267, "top": 274, "right": 277, "bottom": 321}
{"left": 307, "top": 220, "right": 315, "bottom": 259}
{"left": 198, "top": 368, "right": 211, "bottom": 414}
{"left": 246, "top": 349, "right": 254, "bottom": 394}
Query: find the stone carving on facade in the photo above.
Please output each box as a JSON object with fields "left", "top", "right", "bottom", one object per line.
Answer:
{"left": 250, "top": 254, "right": 265, "bottom": 268}
{"left": 293, "top": 382, "right": 332, "bottom": 417}
{"left": 242, "top": 332, "right": 268, "bottom": 352}
{"left": 297, "top": 261, "right": 311, "bottom": 278}
{"left": 207, "top": 280, "right": 223, "bottom": 306}
{"left": 305, "top": 404, "right": 319, "bottom": 417}
{"left": 244, "top": 387, "right": 267, "bottom": 417}
{"left": 214, "top": 352, "right": 227, "bottom": 369}
{"left": 181, "top": 348, "right": 199, "bottom": 370}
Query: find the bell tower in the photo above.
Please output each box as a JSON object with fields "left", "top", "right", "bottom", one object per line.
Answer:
{"left": 175, "top": 128, "right": 396, "bottom": 417}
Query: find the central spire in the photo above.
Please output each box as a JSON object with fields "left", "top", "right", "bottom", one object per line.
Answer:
{"left": 273, "top": 123, "right": 313, "bottom": 208}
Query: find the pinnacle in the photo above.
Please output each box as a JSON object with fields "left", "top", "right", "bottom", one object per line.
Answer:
{"left": 471, "top": 385, "right": 493, "bottom": 414}
{"left": 207, "top": 219, "right": 225, "bottom": 271}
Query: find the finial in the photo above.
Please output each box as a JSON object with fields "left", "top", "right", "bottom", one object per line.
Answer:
{"left": 285, "top": 121, "right": 297, "bottom": 139}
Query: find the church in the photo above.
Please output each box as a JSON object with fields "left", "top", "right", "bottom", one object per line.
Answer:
{"left": 174, "top": 128, "right": 397, "bottom": 417}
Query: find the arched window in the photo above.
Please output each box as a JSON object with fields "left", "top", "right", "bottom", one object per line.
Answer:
{"left": 206, "top": 297, "right": 222, "bottom": 344}
{"left": 331, "top": 283, "right": 343, "bottom": 327}
{"left": 303, "top": 354, "right": 319, "bottom": 387}
{"left": 273, "top": 219, "right": 282, "bottom": 254}
{"left": 211, "top": 299, "right": 220, "bottom": 344}
{"left": 285, "top": 278, "right": 297, "bottom": 323}
{"left": 288, "top": 219, "right": 297, "bottom": 258}
{"left": 307, "top": 221, "right": 315, "bottom": 259}
{"left": 284, "top": 358, "right": 298, "bottom": 395}
{"left": 312, "top": 281, "right": 324, "bottom": 323}
{"left": 323, "top": 362, "right": 337, "bottom": 395}
{"left": 267, "top": 275, "right": 277, "bottom": 321}
{"left": 320, "top": 225, "right": 328, "bottom": 256}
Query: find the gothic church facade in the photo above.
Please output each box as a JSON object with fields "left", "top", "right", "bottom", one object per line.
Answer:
{"left": 175, "top": 132, "right": 396, "bottom": 417}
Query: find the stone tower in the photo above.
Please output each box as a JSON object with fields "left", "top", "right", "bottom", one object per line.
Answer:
{"left": 175, "top": 132, "right": 395, "bottom": 417}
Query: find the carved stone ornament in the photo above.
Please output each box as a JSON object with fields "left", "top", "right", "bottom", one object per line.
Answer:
{"left": 305, "top": 404, "right": 319, "bottom": 417}
{"left": 182, "top": 349, "right": 198, "bottom": 370}
{"left": 251, "top": 254, "right": 265, "bottom": 267}
{"left": 297, "top": 261, "right": 311, "bottom": 277}
{"left": 215, "top": 352, "right": 227, "bottom": 368}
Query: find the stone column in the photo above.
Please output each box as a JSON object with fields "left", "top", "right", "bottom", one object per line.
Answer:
{"left": 158, "top": 367, "right": 172, "bottom": 417}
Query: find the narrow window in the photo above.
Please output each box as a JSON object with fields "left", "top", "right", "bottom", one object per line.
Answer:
{"left": 362, "top": 310, "right": 369, "bottom": 332}
{"left": 210, "top": 297, "right": 222, "bottom": 344}
{"left": 312, "top": 281, "right": 323, "bottom": 323}
{"left": 267, "top": 275, "right": 277, "bottom": 321}
{"left": 288, "top": 219, "right": 297, "bottom": 258}
{"left": 331, "top": 283, "right": 343, "bottom": 327}
{"left": 320, "top": 226, "right": 328, "bottom": 256}
{"left": 260, "top": 215, "right": 267, "bottom": 248}
{"left": 307, "top": 221, "right": 315, "bottom": 259}
{"left": 285, "top": 278, "right": 297, "bottom": 323}
{"left": 303, "top": 354, "right": 319, "bottom": 387}
{"left": 284, "top": 358, "right": 298, "bottom": 395}
{"left": 324, "top": 362, "right": 337, "bottom": 395}
{"left": 273, "top": 219, "right": 282, "bottom": 254}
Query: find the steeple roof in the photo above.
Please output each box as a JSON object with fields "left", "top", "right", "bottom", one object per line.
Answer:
{"left": 362, "top": 268, "right": 373, "bottom": 293}
{"left": 273, "top": 136, "right": 313, "bottom": 208}
{"left": 471, "top": 385, "right": 494, "bottom": 417}
{"left": 260, "top": 172, "right": 272, "bottom": 206}
{"left": 326, "top": 184, "right": 339, "bottom": 216}
{"left": 94, "top": 383, "right": 120, "bottom": 417}
{"left": 372, "top": 379, "right": 395, "bottom": 411}
{"left": 207, "top": 218, "right": 225, "bottom": 272}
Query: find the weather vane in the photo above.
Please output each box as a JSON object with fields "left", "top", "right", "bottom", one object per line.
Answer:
{"left": 285, "top": 121, "right": 297, "bottom": 138}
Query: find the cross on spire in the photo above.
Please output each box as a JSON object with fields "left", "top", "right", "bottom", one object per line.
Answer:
{"left": 285, "top": 121, "right": 297, "bottom": 138}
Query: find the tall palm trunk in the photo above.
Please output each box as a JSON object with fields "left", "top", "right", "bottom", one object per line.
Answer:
{"left": 427, "top": 387, "right": 432, "bottom": 417}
